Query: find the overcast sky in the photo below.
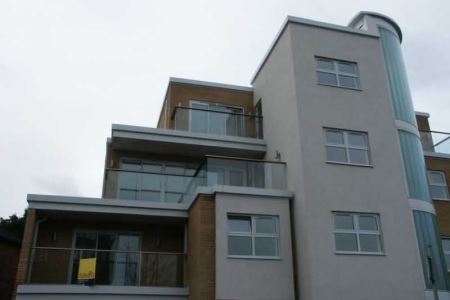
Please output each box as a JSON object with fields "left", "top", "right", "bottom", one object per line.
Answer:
{"left": 1, "top": 0, "right": 449, "bottom": 218}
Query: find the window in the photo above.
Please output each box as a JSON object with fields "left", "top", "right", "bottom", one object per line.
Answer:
{"left": 428, "top": 171, "right": 450, "bottom": 200}
{"left": 227, "top": 215, "right": 279, "bottom": 258}
{"left": 441, "top": 239, "right": 450, "bottom": 280}
{"left": 325, "top": 128, "right": 370, "bottom": 166}
{"left": 190, "top": 101, "right": 244, "bottom": 137}
{"left": 71, "top": 232, "right": 141, "bottom": 285}
{"left": 333, "top": 213, "right": 383, "bottom": 254}
{"left": 316, "top": 57, "right": 360, "bottom": 89}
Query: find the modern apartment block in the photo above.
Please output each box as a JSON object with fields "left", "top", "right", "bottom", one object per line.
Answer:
{"left": 13, "top": 11, "right": 449, "bottom": 300}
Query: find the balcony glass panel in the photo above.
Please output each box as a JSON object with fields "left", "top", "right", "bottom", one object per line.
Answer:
{"left": 27, "top": 247, "right": 185, "bottom": 287}
{"left": 419, "top": 130, "right": 450, "bottom": 155}
{"left": 173, "top": 106, "right": 263, "bottom": 139}
{"left": 105, "top": 156, "right": 287, "bottom": 203}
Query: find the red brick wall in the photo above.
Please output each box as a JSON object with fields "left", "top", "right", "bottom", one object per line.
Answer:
{"left": 187, "top": 195, "right": 215, "bottom": 300}
{"left": 13, "top": 208, "right": 36, "bottom": 299}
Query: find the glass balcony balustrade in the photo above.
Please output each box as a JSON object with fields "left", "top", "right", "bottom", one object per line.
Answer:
{"left": 171, "top": 105, "right": 263, "bottom": 139}
{"left": 104, "top": 156, "right": 287, "bottom": 203}
{"left": 27, "top": 247, "right": 185, "bottom": 287}
{"left": 419, "top": 130, "right": 450, "bottom": 155}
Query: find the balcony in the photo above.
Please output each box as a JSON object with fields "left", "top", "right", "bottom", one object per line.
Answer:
{"left": 27, "top": 247, "right": 185, "bottom": 287}
{"left": 104, "top": 156, "right": 287, "bottom": 204}
{"left": 419, "top": 130, "right": 450, "bottom": 155}
{"left": 171, "top": 105, "right": 263, "bottom": 139}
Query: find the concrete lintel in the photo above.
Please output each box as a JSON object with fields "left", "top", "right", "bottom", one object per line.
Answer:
{"left": 189, "top": 185, "right": 293, "bottom": 209}
{"left": 17, "top": 284, "right": 188, "bottom": 296}
{"left": 27, "top": 194, "right": 189, "bottom": 218}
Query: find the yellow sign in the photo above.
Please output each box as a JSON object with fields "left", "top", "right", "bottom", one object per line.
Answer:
{"left": 78, "top": 257, "right": 96, "bottom": 281}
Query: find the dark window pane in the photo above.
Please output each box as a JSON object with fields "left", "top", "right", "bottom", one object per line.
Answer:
{"left": 316, "top": 58, "right": 334, "bottom": 71}
{"left": 348, "top": 149, "right": 369, "bottom": 165}
{"left": 98, "top": 234, "right": 116, "bottom": 250}
{"left": 255, "top": 237, "right": 278, "bottom": 256}
{"left": 334, "top": 215, "right": 354, "bottom": 230}
{"left": 141, "top": 191, "right": 160, "bottom": 202}
{"left": 119, "top": 189, "right": 138, "bottom": 200}
{"left": 338, "top": 62, "right": 357, "bottom": 74}
{"left": 326, "top": 130, "right": 344, "bottom": 144}
{"left": 430, "top": 186, "right": 450, "bottom": 199}
{"left": 359, "top": 234, "right": 381, "bottom": 252}
{"left": 255, "top": 217, "right": 277, "bottom": 234}
{"left": 229, "top": 170, "right": 245, "bottom": 186}
{"left": 191, "top": 103, "right": 208, "bottom": 133}
{"left": 228, "top": 236, "right": 252, "bottom": 256}
{"left": 228, "top": 216, "right": 251, "bottom": 233}
{"left": 442, "top": 239, "right": 450, "bottom": 252}
{"left": 75, "top": 232, "right": 97, "bottom": 249}
{"left": 335, "top": 233, "right": 358, "bottom": 252}
{"left": 429, "top": 172, "right": 446, "bottom": 184}
{"left": 317, "top": 72, "right": 338, "bottom": 86}
{"left": 348, "top": 133, "right": 367, "bottom": 147}
{"left": 326, "top": 146, "right": 347, "bottom": 162}
{"left": 359, "top": 216, "right": 378, "bottom": 231}
{"left": 339, "top": 75, "right": 359, "bottom": 88}
{"left": 141, "top": 174, "right": 161, "bottom": 190}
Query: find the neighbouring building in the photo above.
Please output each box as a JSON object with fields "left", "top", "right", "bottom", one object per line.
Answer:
{"left": 0, "top": 230, "right": 21, "bottom": 300}
{"left": 13, "top": 11, "right": 450, "bottom": 300}
{"left": 417, "top": 112, "right": 450, "bottom": 285}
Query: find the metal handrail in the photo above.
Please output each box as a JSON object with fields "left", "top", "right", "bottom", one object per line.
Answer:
{"left": 170, "top": 105, "right": 263, "bottom": 120}
{"left": 104, "top": 168, "right": 194, "bottom": 178}
{"left": 31, "top": 246, "right": 186, "bottom": 255}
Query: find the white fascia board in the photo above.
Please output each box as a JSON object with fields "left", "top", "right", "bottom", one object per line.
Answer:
{"left": 415, "top": 111, "right": 430, "bottom": 118}
{"left": 169, "top": 77, "right": 253, "bottom": 92}
{"left": 27, "top": 194, "right": 189, "bottom": 218}
{"left": 17, "top": 284, "right": 188, "bottom": 296}
{"left": 424, "top": 151, "right": 450, "bottom": 160}
{"left": 111, "top": 124, "right": 267, "bottom": 151}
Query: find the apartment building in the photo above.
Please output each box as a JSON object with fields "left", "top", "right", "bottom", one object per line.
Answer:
{"left": 13, "top": 11, "right": 448, "bottom": 300}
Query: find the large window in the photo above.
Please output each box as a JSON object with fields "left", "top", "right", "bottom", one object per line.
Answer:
{"left": 71, "top": 232, "right": 140, "bottom": 286}
{"left": 333, "top": 212, "right": 383, "bottom": 254}
{"left": 316, "top": 57, "right": 360, "bottom": 89}
{"left": 118, "top": 159, "right": 195, "bottom": 203}
{"left": 190, "top": 101, "right": 244, "bottom": 136}
{"left": 428, "top": 170, "right": 450, "bottom": 200}
{"left": 325, "top": 128, "right": 371, "bottom": 166}
{"left": 227, "top": 215, "right": 279, "bottom": 258}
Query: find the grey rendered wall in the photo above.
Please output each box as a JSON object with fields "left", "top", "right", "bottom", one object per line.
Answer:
{"left": 253, "top": 23, "right": 425, "bottom": 300}
{"left": 215, "top": 193, "right": 295, "bottom": 300}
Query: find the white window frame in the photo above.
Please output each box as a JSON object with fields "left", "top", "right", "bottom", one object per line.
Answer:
{"left": 324, "top": 128, "right": 371, "bottom": 166}
{"left": 428, "top": 170, "right": 450, "bottom": 200}
{"left": 333, "top": 212, "right": 384, "bottom": 255}
{"left": 315, "top": 57, "right": 361, "bottom": 89}
{"left": 227, "top": 214, "right": 280, "bottom": 259}
{"left": 189, "top": 100, "right": 245, "bottom": 136}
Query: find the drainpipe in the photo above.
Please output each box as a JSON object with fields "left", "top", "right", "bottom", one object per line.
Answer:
{"left": 26, "top": 217, "right": 48, "bottom": 283}
{"left": 427, "top": 245, "right": 439, "bottom": 300}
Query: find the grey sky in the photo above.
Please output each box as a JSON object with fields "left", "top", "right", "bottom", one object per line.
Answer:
{"left": 1, "top": 0, "right": 449, "bottom": 218}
